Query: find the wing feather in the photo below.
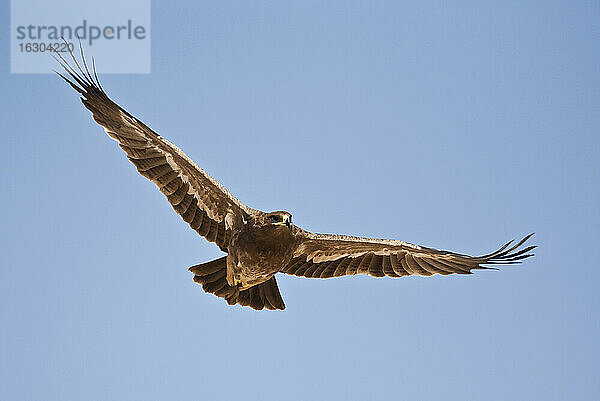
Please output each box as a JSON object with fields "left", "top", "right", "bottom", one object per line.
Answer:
{"left": 400, "top": 255, "right": 419, "bottom": 276}
{"left": 333, "top": 258, "right": 352, "bottom": 277}
{"left": 357, "top": 253, "right": 373, "bottom": 274}
{"left": 382, "top": 255, "right": 400, "bottom": 277}
{"left": 368, "top": 254, "right": 385, "bottom": 277}
{"left": 346, "top": 256, "right": 363, "bottom": 276}
{"left": 413, "top": 255, "right": 448, "bottom": 276}
{"left": 389, "top": 253, "right": 408, "bottom": 276}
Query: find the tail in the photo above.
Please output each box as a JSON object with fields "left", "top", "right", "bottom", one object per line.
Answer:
{"left": 189, "top": 257, "right": 286, "bottom": 311}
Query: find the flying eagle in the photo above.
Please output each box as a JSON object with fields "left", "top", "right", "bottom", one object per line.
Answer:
{"left": 54, "top": 47, "right": 535, "bottom": 311}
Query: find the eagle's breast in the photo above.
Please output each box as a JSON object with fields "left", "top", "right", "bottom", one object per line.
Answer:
{"left": 228, "top": 223, "right": 298, "bottom": 281}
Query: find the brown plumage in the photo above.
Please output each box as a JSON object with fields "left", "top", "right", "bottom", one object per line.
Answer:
{"left": 55, "top": 45, "right": 536, "bottom": 311}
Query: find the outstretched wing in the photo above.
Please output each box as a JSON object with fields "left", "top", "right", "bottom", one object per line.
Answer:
{"left": 282, "top": 230, "right": 535, "bottom": 278}
{"left": 54, "top": 46, "right": 258, "bottom": 251}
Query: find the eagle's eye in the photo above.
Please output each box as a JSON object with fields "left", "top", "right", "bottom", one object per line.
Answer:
{"left": 270, "top": 215, "right": 283, "bottom": 223}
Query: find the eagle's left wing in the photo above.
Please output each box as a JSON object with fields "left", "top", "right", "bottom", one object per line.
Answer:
{"left": 54, "top": 47, "right": 258, "bottom": 251}
{"left": 282, "top": 230, "right": 535, "bottom": 278}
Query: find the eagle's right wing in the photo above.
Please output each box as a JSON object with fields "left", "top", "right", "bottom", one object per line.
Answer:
{"left": 55, "top": 46, "right": 258, "bottom": 251}
{"left": 282, "top": 230, "right": 535, "bottom": 278}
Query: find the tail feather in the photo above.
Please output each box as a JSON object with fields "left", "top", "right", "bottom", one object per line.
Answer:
{"left": 189, "top": 257, "right": 286, "bottom": 311}
{"left": 189, "top": 257, "right": 226, "bottom": 276}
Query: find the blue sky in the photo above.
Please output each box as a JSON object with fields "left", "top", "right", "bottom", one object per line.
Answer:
{"left": 1, "top": 1, "right": 599, "bottom": 400}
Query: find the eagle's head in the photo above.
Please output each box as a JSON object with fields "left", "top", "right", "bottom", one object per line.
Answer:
{"left": 265, "top": 211, "right": 292, "bottom": 228}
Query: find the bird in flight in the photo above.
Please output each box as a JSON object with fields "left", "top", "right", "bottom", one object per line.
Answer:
{"left": 54, "top": 46, "right": 535, "bottom": 311}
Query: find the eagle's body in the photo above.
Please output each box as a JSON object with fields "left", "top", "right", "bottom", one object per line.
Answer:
{"left": 227, "top": 212, "right": 298, "bottom": 289}
{"left": 55, "top": 47, "right": 535, "bottom": 311}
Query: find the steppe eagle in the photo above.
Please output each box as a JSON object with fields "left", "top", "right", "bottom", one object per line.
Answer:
{"left": 54, "top": 47, "right": 535, "bottom": 311}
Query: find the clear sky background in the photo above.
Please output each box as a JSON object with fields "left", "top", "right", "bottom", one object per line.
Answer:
{"left": 1, "top": 2, "right": 599, "bottom": 400}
